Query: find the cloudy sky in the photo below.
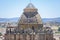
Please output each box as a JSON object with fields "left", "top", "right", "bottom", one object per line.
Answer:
{"left": 0, "top": 0, "right": 60, "bottom": 18}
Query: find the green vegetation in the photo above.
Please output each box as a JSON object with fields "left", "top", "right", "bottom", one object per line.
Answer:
{"left": 55, "top": 31, "right": 60, "bottom": 34}
{"left": 0, "top": 33, "right": 2, "bottom": 36}
{"left": 58, "top": 27, "right": 60, "bottom": 31}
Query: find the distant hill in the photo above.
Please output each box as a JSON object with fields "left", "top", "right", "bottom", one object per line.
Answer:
{"left": 42, "top": 17, "right": 60, "bottom": 26}
{"left": 0, "top": 18, "right": 8, "bottom": 22}
{"left": 42, "top": 17, "right": 60, "bottom": 23}
{"left": 0, "top": 17, "right": 60, "bottom": 23}
{"left": 0, "top": 17, "right": 19, "bottom": 22}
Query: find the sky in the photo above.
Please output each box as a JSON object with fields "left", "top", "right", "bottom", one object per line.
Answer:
{"left": 0, "top": 0, "right": 60, "bottom": 18}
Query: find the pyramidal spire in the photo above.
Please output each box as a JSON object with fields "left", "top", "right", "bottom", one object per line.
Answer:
{"left": 26, "top": 3, "right": 35, "bottom": 8}
{"left": 24, "top": 1, "right": 37, "bottom": 12}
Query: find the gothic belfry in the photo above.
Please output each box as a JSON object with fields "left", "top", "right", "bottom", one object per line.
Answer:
{"left": 4, "top": 3, "right": 55, "bottom": 40}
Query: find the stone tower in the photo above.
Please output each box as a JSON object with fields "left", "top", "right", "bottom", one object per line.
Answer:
{"left": 4, "top": 3, "right": 55, "bottom": 40}
{"left": 18, "top": 3, "right": 43, "bottom": 30}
